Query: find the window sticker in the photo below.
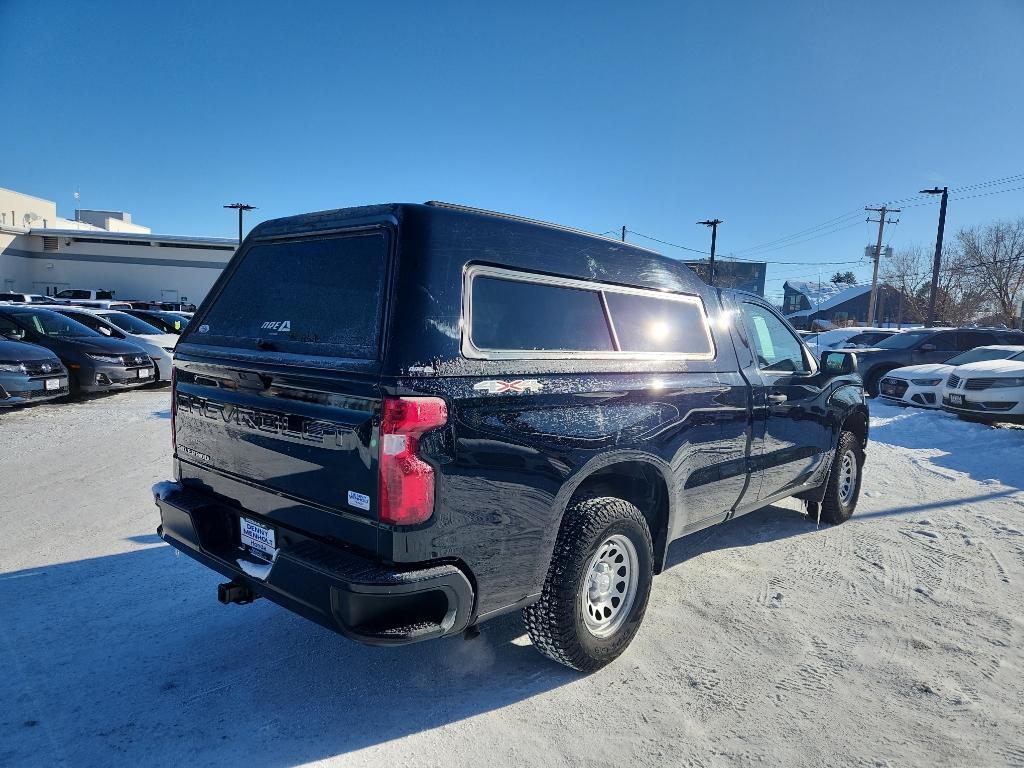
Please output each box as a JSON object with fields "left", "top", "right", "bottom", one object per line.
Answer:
{"left": 752, "top": 315, "right": 776, "bottom": 360}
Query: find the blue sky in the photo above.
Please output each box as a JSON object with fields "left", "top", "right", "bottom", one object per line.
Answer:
{"left": 2, "top": 0, "right": 1023, "bottom": 301}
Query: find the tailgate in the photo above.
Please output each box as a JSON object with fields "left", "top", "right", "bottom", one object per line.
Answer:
{"left": 173, "top": 363, "right": 379, "bottom": 519}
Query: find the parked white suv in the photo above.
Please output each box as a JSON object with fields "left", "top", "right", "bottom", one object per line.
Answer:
{"left": 879, "top": 345, "right": 1024, "bottom": 409}
{"left": 941, "top": 353, "right": 1024, "bottom": 422}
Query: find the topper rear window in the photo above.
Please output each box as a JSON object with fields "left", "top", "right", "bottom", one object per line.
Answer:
{"left": 188, "top": 230, "right": 390, "bottom": 358}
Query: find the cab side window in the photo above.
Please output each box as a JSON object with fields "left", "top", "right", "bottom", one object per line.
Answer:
{"left": 958, "top": 331, "right": 996, "bottom": 349}
{"left": 928, "top": 331, "right": 958, "bottom": 350}
{"left": 739, "top": 302, "right": 809, "bottom": 373}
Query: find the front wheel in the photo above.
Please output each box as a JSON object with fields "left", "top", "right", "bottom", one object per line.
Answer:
{"left": 819, "top": 431, "right": 864, "bottom": 524}
{"left": 523, "top": 496, "right": 653, "bottom": 672}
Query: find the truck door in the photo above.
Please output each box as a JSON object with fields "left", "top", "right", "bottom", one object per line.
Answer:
{"left": 733, "top": 299, "right": 833, "bottom": 502}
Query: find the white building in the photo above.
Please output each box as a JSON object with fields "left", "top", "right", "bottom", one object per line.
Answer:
{"left": 0, "top": 186, "right": 236, "bottom": 303}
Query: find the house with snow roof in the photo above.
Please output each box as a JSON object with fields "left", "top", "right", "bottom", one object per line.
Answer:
{"left": 782, "top": 279, "right": 915, "bottom": 329}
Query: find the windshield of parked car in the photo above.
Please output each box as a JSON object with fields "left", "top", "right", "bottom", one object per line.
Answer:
{"left": 874, "top": 330, "right": 934, "bottom": 349}
{"left": 845, "top": 332, "right": 892, "bottom": 346}
{"left": 101, "top": 312, "right": 163, "bottom": 335}
{"left": 11, "top": 309, "right": 103, "bottom": 338}
{"left": 947, "top": 348, "right": 1023, "bottom": 366}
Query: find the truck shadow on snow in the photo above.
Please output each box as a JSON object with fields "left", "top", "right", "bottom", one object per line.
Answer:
{"left": 0, "top": 503, "right": 823, "bottom": 767}
{"left": 0, "top": 544, "right": 576, "bottom": 767}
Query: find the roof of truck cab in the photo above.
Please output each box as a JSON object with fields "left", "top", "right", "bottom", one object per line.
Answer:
{"left": 246, "top": 202, "right": 707, "bottom": 295}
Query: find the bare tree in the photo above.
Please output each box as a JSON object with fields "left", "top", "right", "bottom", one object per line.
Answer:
{"left": 882, "top": 244, "right": 982, "bottom": 325}
{"left": 955, "top": 218, "right": 1024, "bottom": 326}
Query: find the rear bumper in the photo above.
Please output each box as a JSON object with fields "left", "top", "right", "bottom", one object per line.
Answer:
{"left": 153, "top": 482, "right": 475, "bottom": 645}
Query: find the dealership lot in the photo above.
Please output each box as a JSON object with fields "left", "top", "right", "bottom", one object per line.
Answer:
{"left": 1, "top": 389, "right": 1022, "bottom": 768}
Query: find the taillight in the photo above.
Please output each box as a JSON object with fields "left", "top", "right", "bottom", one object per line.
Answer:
{"left": 170, "top": 366, "right": 177, "bottom": 453}
{"left": 379, "top": 396, "right": 448, "bottom": 525}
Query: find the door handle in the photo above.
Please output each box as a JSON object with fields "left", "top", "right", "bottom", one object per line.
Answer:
{"left": 767, "top": 393, "right": 788, "bottom": 405}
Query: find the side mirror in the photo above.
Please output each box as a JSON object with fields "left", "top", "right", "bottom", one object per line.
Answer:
{"left": 821, "top": 350, "right": 857, "bottom": 376}
{"left": 920, "top": 343, "right": 936, "bottom": 352}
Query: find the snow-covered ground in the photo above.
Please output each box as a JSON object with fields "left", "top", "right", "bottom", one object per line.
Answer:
{"left": 1, "top": 390, "right": 1022, "bottom": 768}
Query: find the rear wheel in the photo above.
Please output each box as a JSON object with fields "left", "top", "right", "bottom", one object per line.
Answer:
{"left": 523, "top": 496, "right": 653, "bottom": 672}
{"left": 819, "top": 431, "right": 863, "bottom": 524}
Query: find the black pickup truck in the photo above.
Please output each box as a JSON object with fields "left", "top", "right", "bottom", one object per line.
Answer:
{"left": 154, "top": 202, "right": 868, "bottom": 671}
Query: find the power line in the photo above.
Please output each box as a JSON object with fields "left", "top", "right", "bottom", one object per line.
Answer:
{"left": 735, "top": 219, "right": 866, "bottom": 258}
{"left": 730, "top": 208, "right": 865, "bottom": 255}
{"left": 626, "top": 229, "right": 710, "bottom": 254}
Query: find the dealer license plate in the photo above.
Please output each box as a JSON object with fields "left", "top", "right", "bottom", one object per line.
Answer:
{"left": 949, "top": 393, "right": 964, "bottom": 406}
{"left": 45, "top": 378, "right": 62, "bottom": 391}
{"left": 240, "top": 517, "right": 277, "bottom": 559}
{"left": 137, "top": 367, "right": 153, "bottom": 378}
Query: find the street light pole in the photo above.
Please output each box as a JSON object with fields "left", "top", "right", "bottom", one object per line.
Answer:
{"left": 921, "top": 187, "right": 949, "bottom": 327}
{"left": 697, "top": 219, "right": 722, "bottom": 286}
{"left": 223, "top": 202, "right": 256, "bottom": 245}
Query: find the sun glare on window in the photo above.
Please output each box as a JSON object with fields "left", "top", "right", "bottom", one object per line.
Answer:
{"left": 648, "top": 321, "right": 670, "bottom": 341}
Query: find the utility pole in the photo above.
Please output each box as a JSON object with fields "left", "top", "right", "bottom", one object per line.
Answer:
{"left": 621, "top": 225, "right": 626, "bottom": 242}
{"left": 697, "top": 218, "right": 722, "bottom": 286}
{"left": 224, "top": 202, "right": 256, "bottom": 245}
{"left": 920, "top": 187, "right": 949, "bottom": 327}
{"left": 864, "top": 206, "right": 900, "bottom": 325}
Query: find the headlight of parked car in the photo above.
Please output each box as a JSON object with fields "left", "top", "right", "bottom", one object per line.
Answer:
{"left": 87, "top": 353, "right": 123, "bottom": 363}
{"left": 0, "top": 361, "right": 27, "bottom": 373}
{"left": 990, "top": 377, "right": 1024, "bottom": 388}
{"left": 911, "top": 378, "right": 943, "bottom": 386}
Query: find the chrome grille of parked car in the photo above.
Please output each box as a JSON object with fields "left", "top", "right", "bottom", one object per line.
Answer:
{"left": 23, "top": 360, "right": 61, "bottom": 377}
{"left": 946, "top": 374, "right": 961, "bottom": 389}
{"left": 120, "top": 353, "right": 150, "bottom": 367}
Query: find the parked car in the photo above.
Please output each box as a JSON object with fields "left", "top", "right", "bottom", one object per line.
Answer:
{"left": 855, "top": 327, "right": 1024, "bottom": 396}
{"left": 54, "top": 289, "right": 116, "bottom": 302}
{"left": 0, "top": 306, "right": 155, "bottom": 395}
{"left": 124, "top": 300, "right": 198, "bottom": 313}
{"left": 0, "top": 292, "right": 61, "bottom": 305}
{"left": 878, "top": 345, "right": 1024, "bottom": 408}
{"left": 122, "top": 309, "right": 190, "bottom": 334}
{"left": 153, "top": 202, "right": 869, "bottom": 672}
{"left": 0, "top": 337, "right": 70, "bottom": 406}
{"left": 50, "top": 307, "right": 177, "bottom": 380}
{"left": 941, "top": 356, "right": 1024, "bottom": 422}
{"left": 837, "top": 330, "right": 899, "bottom": 348}
{"left": 806, "top": 327, "right": 896, "bottom": 353}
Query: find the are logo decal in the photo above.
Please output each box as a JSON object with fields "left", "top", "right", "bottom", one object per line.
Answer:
{"left": 261, "top": 320, "right": 291, "bottom": 332}
{"left": 473, "top": 379, "right": 544, "bottom": 394}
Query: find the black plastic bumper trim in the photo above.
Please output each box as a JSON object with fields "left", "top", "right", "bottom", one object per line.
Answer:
{"left": 154, "top": 482, "right": 474, "bottom": 646}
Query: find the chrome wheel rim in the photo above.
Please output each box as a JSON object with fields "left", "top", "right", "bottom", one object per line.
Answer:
{"left": 838, "top": 449, "right": 858, "bottom": 506}
{"left": 582, "top": 533, "right": 638, "bottom": 638}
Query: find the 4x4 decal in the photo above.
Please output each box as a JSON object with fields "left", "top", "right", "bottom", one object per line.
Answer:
{"left": 473, "top": 379, "right": 543, "bottom": 394}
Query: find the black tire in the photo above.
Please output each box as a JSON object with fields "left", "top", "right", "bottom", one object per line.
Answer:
{"left": 865, "top": 368, "right": 889, "bottom": 398}
{"left": 523, "top": 496, "right": 653, "bottom": 672}
{"left": 62, "top": 372, "right": 81, "bottom": 401}
{"left": 819, "top": 431, "right": 863, "bottom": 525}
